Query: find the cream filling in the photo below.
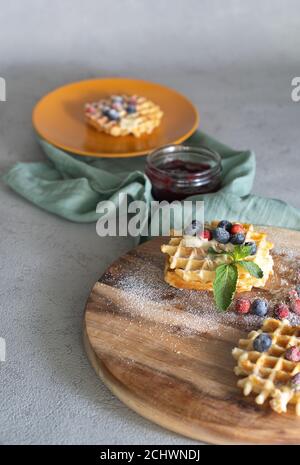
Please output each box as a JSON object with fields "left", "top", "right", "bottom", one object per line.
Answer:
{"left": 183, "top": 236, "right": 234, "bottom": 252}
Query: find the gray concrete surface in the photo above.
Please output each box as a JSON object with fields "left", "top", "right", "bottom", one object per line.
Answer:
{"left": 0, "top": 0, "right": 300, "bottom": 445}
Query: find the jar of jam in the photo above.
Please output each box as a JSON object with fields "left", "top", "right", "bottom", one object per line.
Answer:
{"left": 145, "top": 145, "right": 222, "bottom": 201}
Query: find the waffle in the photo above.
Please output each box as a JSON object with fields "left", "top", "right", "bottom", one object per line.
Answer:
{"left": 161, "top": 222, "right": 274, "bottom": 292}
{"left": 233, "top": 318, "right": 300, "bottom": 415}
{"left": 85, "top": 94, "right": 163, "bottom": 137}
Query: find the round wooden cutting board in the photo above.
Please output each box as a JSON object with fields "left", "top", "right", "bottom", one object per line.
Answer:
{"left": 84, "top": 227, "right": 300, "bottom": 444}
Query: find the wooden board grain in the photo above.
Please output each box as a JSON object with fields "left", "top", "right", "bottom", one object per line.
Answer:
{"left": 84, "top": 227, "right": 300, "bottom": 444}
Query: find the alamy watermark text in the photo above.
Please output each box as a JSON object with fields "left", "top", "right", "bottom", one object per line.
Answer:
{"left": 0, "top": 77, "right": 6, "bottom": 101}
{"left": 0, "top": 337, "right": 6, "bottom": 362}
{"left": 291, "top": 77, "right": 300, "bottom": 102}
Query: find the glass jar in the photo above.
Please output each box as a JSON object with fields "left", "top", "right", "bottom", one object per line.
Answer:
{"left": 145, "top": 144, "right": 222, "bottom": 201}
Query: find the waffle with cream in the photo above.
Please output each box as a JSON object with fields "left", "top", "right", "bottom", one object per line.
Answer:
{"left": 85, "top": 94, "right": 163, "bottom": 137}
{"left": 161, "top": 222, "right": 274, "bottom": 292}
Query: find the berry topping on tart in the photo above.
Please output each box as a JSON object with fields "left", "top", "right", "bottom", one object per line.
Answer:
{"left": 235, "top": 298, "right": 251, "bottom": 314}
{"left": 274, "top": 303, "right": 290, "bottom": 320}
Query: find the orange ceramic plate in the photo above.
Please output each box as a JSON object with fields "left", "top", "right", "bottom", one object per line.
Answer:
{"left": 32, "top": 78, "right": 199, "bottom": 158}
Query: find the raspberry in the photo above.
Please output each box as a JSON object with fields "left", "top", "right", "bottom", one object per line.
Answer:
{"left": 85, "top": 104, "right": 96, "bottom": 114}
{"left": 292, "top": 298, "right": 300, "bottom": 315}
{"left": 274, "top": 303, "right": 290, "bottom": 320}
{"left": 289, "top": 289, "right": 298, "bottom": 300}
{"left": 129, "top": 96, "right": 137, "bottom": 104}
{"left": 112, "top": 102, "right": 122, "bottom": 111}
{"left": 230, "top": 224, "right": 245, "bottom": 235}
{"left": 291, "top": 373, "right": 300, "bottom": 390}
{"left": 200, "top": 229, "right": 212, "bottom": 240}
{"left": 285, "top": 346, "right": 300, "bottom": 362}
{"left": 235, "top": 298, "right": 251, "bottom": 314}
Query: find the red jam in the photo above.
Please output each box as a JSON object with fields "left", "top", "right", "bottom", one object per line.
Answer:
{"left": 158, "top": 160, "right": 211, "bottom": 175}
{"left": 145, "top": 145, "right": 222, "bottom": 201}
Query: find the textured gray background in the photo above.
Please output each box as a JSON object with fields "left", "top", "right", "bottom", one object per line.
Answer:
{"left": 0, "top": 0, "right": 300, "bottom": 445}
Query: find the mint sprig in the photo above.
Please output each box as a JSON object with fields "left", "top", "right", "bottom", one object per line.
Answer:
{"left": 212, "top": 244, "right": 263, "bottom": 311}
{"left": 238, "top": 260, "right": 263, "bottom": 278}
{"left": 213, "top": 264, "right": 238, "bottom": 311}
{"left": 232, "top": 245, "right": 252, "bottom": 261}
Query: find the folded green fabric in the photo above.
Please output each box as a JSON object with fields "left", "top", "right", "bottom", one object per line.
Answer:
{"left": 3, "top": 131, "right": 300, "bottom": 232}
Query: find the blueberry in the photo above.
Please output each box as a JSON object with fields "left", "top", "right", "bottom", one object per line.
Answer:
{"left": 184, "top": 220, "right": 202, "bottom": 236}
{"left": 253, "top": 333, "right": 272, "bottom": 352}
{"left": 101, "top": 106, "right": 110, "bottom": 116}
{"left": 127, "top": 104, "right": 136, "bottom": 114}
{"left": 112, "top": 95, "right": 123, "bottom": 103}
{"left": 251, "top": 298, "right": 268, "bottom": 317}
{"left": 245, "top": 241, "right": 257, "bottom": 255}
{"left": 296, "top": 284, "right": 300, "bottom": 296}
{"left": 107, "top": 109, "right": 120, "bottom": 121}
{"left": 213, "top": 227, "right": 230, "bottom": 244}
{"left": 217, "top": 220, "right": 232, "bottom": 232}
{"left": 230, "top": 233, "right": 246, "bottom": 245}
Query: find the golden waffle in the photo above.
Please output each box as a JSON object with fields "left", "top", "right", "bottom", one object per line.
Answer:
{"left": 161, "top": 222, "right": 274, "bottom": 292}
{"left": 233, "top": 318, "right": 300, "bottom": 415}
{"left": 85, "top": 94, "right": 163, "bottom": 137}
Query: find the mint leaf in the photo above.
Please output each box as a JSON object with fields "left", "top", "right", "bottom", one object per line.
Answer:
{"left": 213, "top": 263, "right": 238, "bottom": 311}
{"left": 238, "top": 260, "right": 264, "bottom": 278}
{"left": 232, "top": 245, "right": 252, "bottom": 261}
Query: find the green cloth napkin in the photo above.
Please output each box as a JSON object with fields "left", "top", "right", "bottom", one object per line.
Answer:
{"left": 3, "top": 131, "right": 300, "bottom": 232}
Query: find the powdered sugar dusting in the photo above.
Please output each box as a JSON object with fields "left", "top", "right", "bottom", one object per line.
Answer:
{"left": 110, "top": 262, "right": 253, "bottom": 339}
{"left": 107, "top": 240, "right": 300, "bottom": 343}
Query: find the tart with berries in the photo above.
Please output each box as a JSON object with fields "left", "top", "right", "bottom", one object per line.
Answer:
{"left": 85, "top": 94, "right": 163, "bottom": 137}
